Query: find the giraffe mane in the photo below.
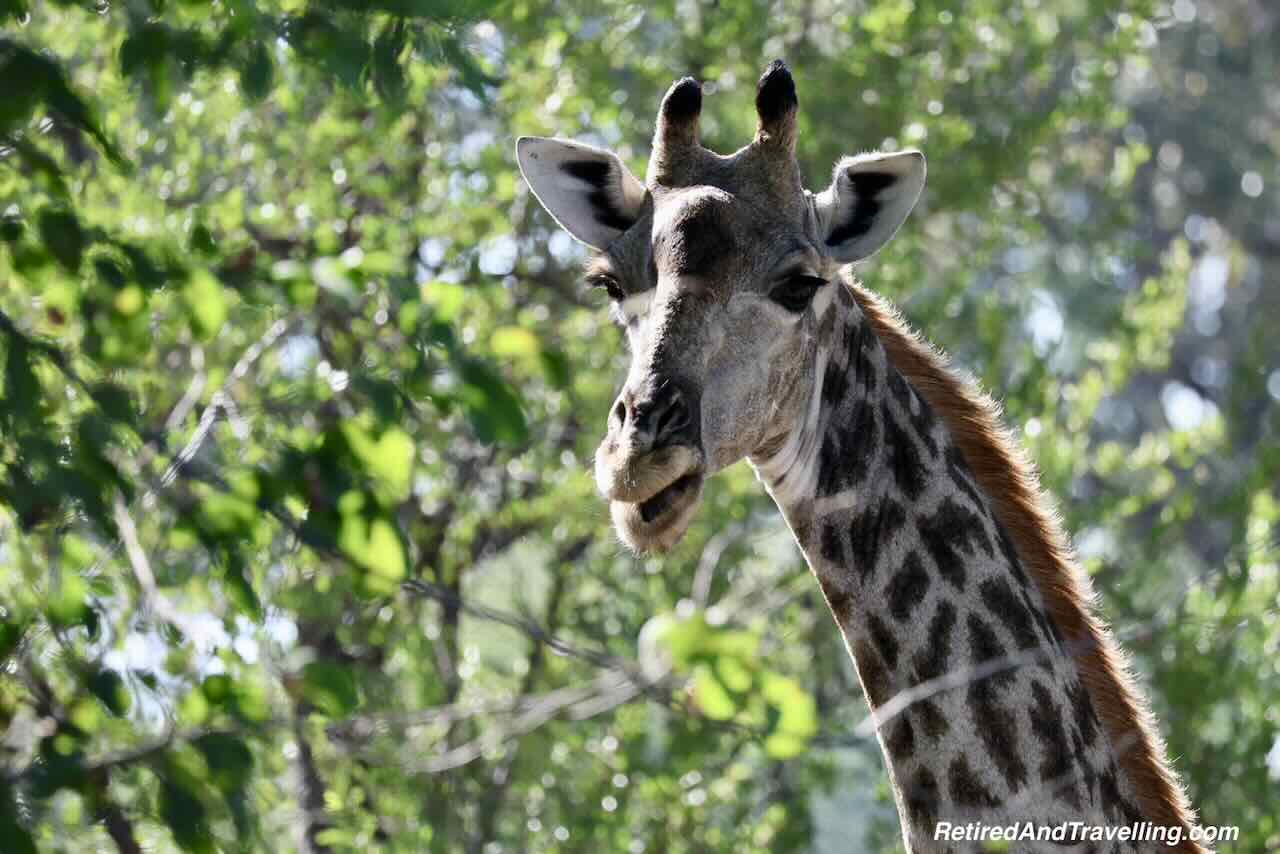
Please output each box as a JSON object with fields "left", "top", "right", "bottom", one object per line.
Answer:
{"left": 847, "top": 280, "right": 1205, "bottom": 852}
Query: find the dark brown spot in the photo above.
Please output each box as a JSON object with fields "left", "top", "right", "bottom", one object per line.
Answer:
{"left": 1098, "top": 766, "right": 1127, "bottom": 823}
{"left": 967, "top": 613, "right": 1014, "bottom": 686}
{"left": 966, "top": 615, "right": 1027, "bottom": 789}
{"left": 1098, "top": 760, "right": 1144, "bottom": 825}
{"left": 993, "top": 520, "right": 1030, "bottom": 588}
{"left": 1028, "top": 682, "right": 1081, "bottom": 808}
{"left": 854, "top": 639, "right": 892, "bottom": 708}
{"left": 885, "top": 716, "right": 915, "bottom": 761}
{"left": 979, "top": 577, "right": 1040, "bottom": 650}
{"left": 885, "top": 551, "right": 931, "bottom": 623}
{"left": 889, "top": 370, "right": 937, "bottom": 456}
{"left": 852, "top": 322, "right": 879, "bottom": 393}
{"left": 944, "top": 445, "right": 990, "bottom": 517}
{"left": 849, "top": 498, "right": 906, "bottom": 580}
{"left": 917, "top": 498, "right": 993, "bottom": 590}
{"left": 967, "top": 678, "right": 1028, "bottom": 791}
{"left": 816, "top": 401, "right": 880, "bottom": 496}
{"left": 1070, "top": 679, "right": 1099, "bottom": 748}
{"left": 823, "top": 584, "right": 854, "bottom": 626}
{"left": 912, "top": 601, "right": 956, "bottom": 682}
{"left": 948, "top": 755, "right": 999, "bottom": 809}
{"left": 867, "top": 613, "right": 899, "bottom": 669}
{"left": 818, "top": 521, "right": 844, "bottom": 566}
{"left": 1072, "top": 727, "right": 1098, "bottom": 807}
{"left": 1023, "top": 587, "right": 1062, "bottom": 653}
{"left": 884, "top": 405, "right": 928, "bottom": 500}
{"left": 903, "top": 767, "right": 940, "bottom": 827}
{"left": 916, "top": 699, "right": 950, "bottom": 739}
{"left": 822, "top": 358, "right": 849, "bottom": 408}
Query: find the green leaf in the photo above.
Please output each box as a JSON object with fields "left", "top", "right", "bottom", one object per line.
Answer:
{"left": 538, "top": 348, "right": 571, "bottom": 389}
{"left": 92, "top": 382, "right": 136, "bottom": 426}
{"left": 336, "top": 493, "right": 408, "bottom": 594}
{"left": 27, "top": 733, "right": 88, "bottom": 797}
{"left": 199, "top": 674, "right": 269, "bottom": 724}
{"left": 189, "top": 223, "right": 216, "bottom": 255}
{"left": 371, "top": 24, "right": 407, "bottom": 103}
{"left": 335, "top": 491, "right": 404, "bottom": 583}
{"left": 693, "top": 665, "right": 737, "bottom": 721}
{"left": 0, "top": 212, "right": 23, "bottom": 243}
{"left": 1, "top": 337, "right": 39, "bottom": 426}
{"left": 420, "top": 29, "right": 497, "bottom": 99}
{"left": 286, "top": 13, "right": 369, "bottom": 89}
{"left": 0, "top": 0, "right": 29, "bottom": 25}
{"left": 45, "top": 571, "right": 91, "bottom": 629}
{"left": 193, "top": 733, "right": 254, "bottom": 794}
{"left": 87, "top": 668, "right": 132, "bottom": 716}
{"left": 11, "top": 138, "right": 69, "bottom": 199}
{"left": 183, "top": 269, "right": 228, "bottom": 340}
{"left": 94, "top": 256, "right": 128, "bottom": 290}
{"left": 364, "top": 517, "right": 406, "bottom": 581}
{"left": 201, "top": 674, "right": 235, "bottom": 706}
{"left": 456, "top": 359, "right": 528, "bottom": 445}
{"left": 761, "top": 672, "right": 818, "bottom": 759}
{"left": 240, "top": 42, "right": 273, "bottom": 101}
{"left": 421, "top": 281, "right": 466, "bottom": 322}
{"left": 340, "top": 420, "right": 415, "bottom": 502}
{"left": 159, "top": 777, "right": 213, "bottom": 854}
{"left": 490, "top": 325, "right": 540, "bottom": 359}
{"left": 36, "top": 208, "right": 86, "bottom": 272}
{"left": 199, "top": 491, "right": 256, "bottom": 537}
{"left": 0, "top": 41, "right": 123, "bottom": 164}
{"left": 715, "top": 655, "right": 753, "bottom": 693}
{"left": 219, "top": 551, "right": 262, "bottom": 621}
{"left": 0, "top": 803, "right": 35, "bottom": 854}
{"left": 300, "top": 660, "right": 360, "bottom": 717}
{"left": 0, "top": 618, "right": 25, "bottom": 661}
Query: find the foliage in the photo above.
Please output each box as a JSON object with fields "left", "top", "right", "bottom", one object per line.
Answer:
{"left": 1, "top": 1, "right": 1277, "bottom": 852}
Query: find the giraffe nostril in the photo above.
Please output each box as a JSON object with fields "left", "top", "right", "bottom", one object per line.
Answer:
{"left": 653, "top": 393, "right": 690, "bottom": 444}
{"left": 614, "top": 381, "right": 696, "bottom": 452}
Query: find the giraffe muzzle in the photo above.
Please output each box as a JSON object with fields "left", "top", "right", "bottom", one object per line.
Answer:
{"left": 595, "top": 442, "right": 702, "bottom": 504}
{"left": 608, "top": 470, "right": 705, "bottom": 554}
{"left": 595, "top": 442, "right": 706, "bottom": 552}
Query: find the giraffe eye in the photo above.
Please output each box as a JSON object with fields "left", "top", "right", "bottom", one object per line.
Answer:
{"left": 770, "top": 274, "right": 827, "bottom": 312}
{"left": 586, "top": 274, "right": 625, "bottom": 302}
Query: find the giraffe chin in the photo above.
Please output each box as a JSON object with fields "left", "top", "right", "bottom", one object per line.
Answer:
{"left": 610, "top": 472, "right": 704, "bottom": 554}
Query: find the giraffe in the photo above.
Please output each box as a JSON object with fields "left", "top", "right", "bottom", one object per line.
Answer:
{"left": 516, "top": 61, "right": 1204, "bottom": 853}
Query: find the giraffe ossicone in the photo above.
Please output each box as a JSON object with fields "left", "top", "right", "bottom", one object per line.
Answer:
{"left": 517, "top": 60, "right": 1204, "bottom": 853}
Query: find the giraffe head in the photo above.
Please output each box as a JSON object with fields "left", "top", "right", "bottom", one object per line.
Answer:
{"left": 517, "top": 61, "right": 925, "bottom": 552}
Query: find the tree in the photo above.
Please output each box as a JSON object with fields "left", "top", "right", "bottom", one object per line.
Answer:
{"left": 0, "top": 1, "right": 1275, "bottom": 851}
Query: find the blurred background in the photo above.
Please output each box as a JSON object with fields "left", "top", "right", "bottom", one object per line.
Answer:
{"left": 1, "top": 1, "right": 1278, "bottom": 851}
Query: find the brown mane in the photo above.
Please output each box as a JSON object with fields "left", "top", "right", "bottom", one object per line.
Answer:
{"left": 848, "top": 282, "right": 1203, "bottom": 852}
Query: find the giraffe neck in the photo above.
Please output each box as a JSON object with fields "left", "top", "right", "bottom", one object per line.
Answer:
{"left": 750, "top": 283, "right": 1153, "bottom": 852}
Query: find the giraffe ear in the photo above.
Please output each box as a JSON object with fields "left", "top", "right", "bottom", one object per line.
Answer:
{"left": 815, "top": 150, "right": 925, "bottom": 262}
{"left": 516, "top": 137, "right": 648, "bottom": 250}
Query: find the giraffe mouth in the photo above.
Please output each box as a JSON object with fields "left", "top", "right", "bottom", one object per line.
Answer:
{"left": 609, "top": 468, "right": 705, "bottom": 553}
{"left": 638, "top": 472, "right": 702, "bottom": 523}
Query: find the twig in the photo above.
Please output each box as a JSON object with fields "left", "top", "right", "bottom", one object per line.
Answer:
{"left": 111, "top": 493, "right": 193, "bottom": 634}
{"left": 160, "top": 317, "right": 290, "bottom": 488}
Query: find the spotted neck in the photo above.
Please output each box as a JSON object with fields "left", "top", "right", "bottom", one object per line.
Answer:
{"left": 750, "top": 282, "right": 1159, "bottom": 852}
